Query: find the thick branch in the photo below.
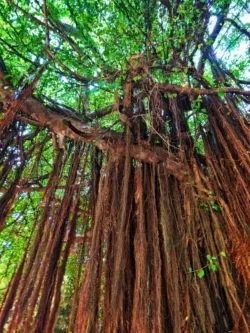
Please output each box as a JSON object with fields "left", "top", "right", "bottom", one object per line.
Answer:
{"left": 16, "top": 96, "right": 187, "bottom": 180}
{"left": 157, "top": 84, "right": 250, "bottom": 96}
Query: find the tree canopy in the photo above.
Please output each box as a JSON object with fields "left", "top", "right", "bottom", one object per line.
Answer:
{"left": 0, "top": 0, "right": 250, "bottom": 332}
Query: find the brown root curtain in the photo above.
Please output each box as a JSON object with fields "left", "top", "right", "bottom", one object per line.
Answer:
{"left": 0, "top": 79, "right": 250, "bottom": 332}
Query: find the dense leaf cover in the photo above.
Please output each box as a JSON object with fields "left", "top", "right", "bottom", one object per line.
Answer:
{"left": 0, "top": 0, "right": 249, "bottom": 332}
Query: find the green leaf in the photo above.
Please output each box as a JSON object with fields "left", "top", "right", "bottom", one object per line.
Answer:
{"left": 188, "top": 267, "right": 193, "bottom": 273}
{"left": 217, "top": 91, "right": 225, "bottom": 98}
{"left": 207, "top": 38, "right": 214, "bottom": 46}
{"left": 208, "top": 264, "right": 217, "bottom": 271}
{"left": 200, "top": 202, "right": 209, "bottom": 211}
{"left": 220, "top": 251, "right": 226, "bottom": 257}
{"left": 206, "top": 254, "right": 212, "bottom": 261}
{"left": 117, "top": 25, "right": 123, "bottom": 34}
{"left": 197, "top": 269, "right": 205, "bottom": 279}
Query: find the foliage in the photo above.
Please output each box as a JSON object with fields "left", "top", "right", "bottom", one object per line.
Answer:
{"left": 189, "top": 251, "right": 227, "bottom": 279}
{"left": 0, "top": 0, "right": 249, "bottom": 332}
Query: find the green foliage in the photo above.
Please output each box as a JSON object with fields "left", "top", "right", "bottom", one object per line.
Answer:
{"left": 0, "top": 192, "right": 40, "bottom": 298}
{"left": 186, "top": 95, "right": 208, "bottom": 154}
{"left": 199, "top": 191, "right": 223, "bottom": 213}
{"left": 189, "top": 251, "right": 227, "bottom": 279}
{"left": 0, "top": 0, "right": 249, "bottom": 327}
{"left": 217, "top": 90, "right": 226, "bottom": 98}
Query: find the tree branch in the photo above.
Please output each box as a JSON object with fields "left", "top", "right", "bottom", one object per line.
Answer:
{"left": 157, "top": 84, "right": 250, "bottom": 96}
{"left": 0, "top": 61, "right": 48, "bottom": 131}
{"left": 15, "top": 96, "right": 187, "bottom": 180}
{"left": 225, "top": 18, "right": 250, "bottom": 39}
{"left": 45, "top": 48, "right": 92, "bottom": 84}
{"left": 197, "top": 4, "right": 230, "bottom": 74}
{"left": 0, "top": 182, "right": 90, "bottom": 194}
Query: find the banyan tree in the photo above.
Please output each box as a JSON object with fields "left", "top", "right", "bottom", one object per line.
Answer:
{"left": 0, "top": 0, "right": 249, "bottom": 332}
